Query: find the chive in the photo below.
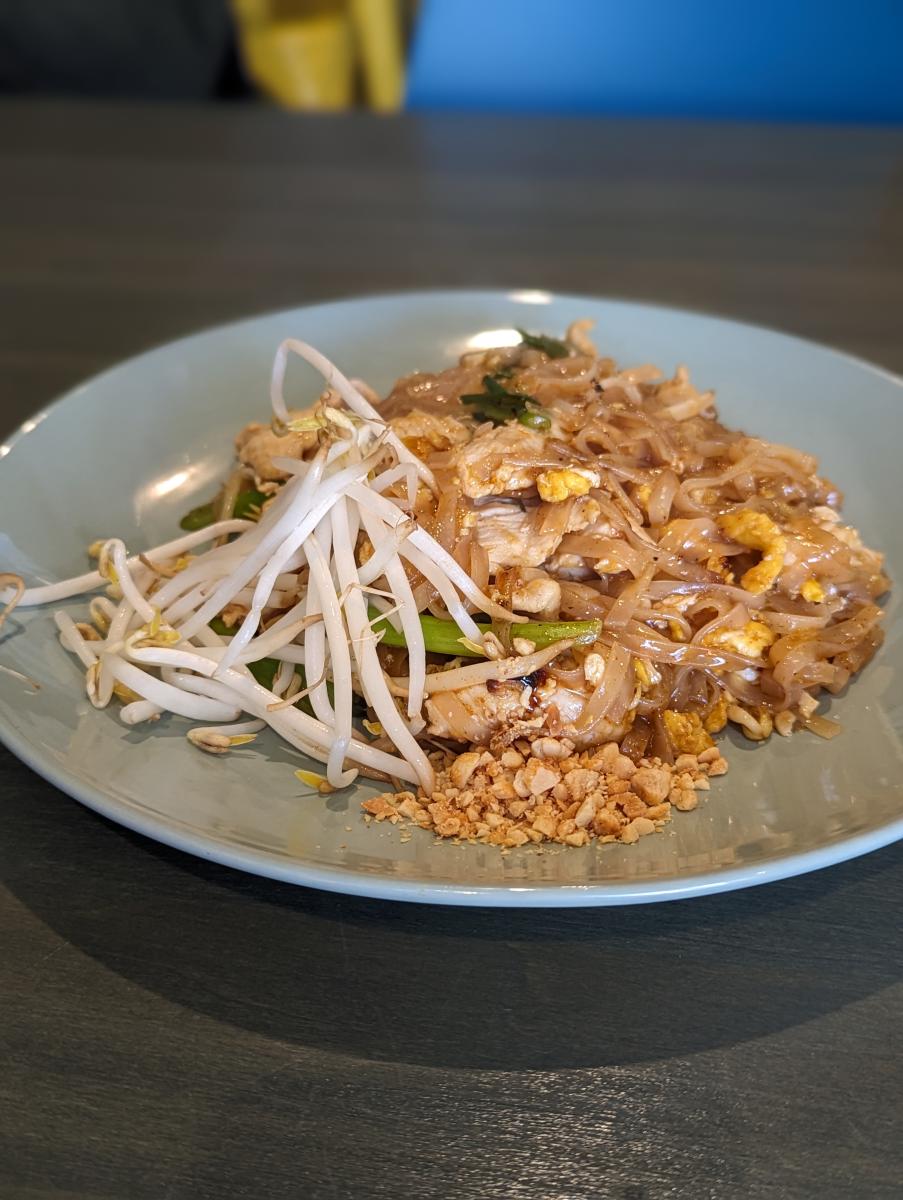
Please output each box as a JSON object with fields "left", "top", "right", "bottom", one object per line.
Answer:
{"left": 514, "top": 618, "right": 602, "bottom": 649}
{"left": 247, "top": 656, "right": 280, "bottom": 690}
{"left": 179, "top": 488, "right": 268, "bottom": 532}
{"left": 368, "top": 606, "right": 601, "bottom": 658}
{"left": 229, "top": 653, "right": 360, "bottom": 718}
{"left": 482, "top": 376, "right": 514, "bottom": 398}
{"left": 517, "top": 408, "right": 552, "bottom": 431}
{"left": 460, "top": 395, "right": 521, "bottom": 425}
{"left": 223, "top": 611, "right": 598, "bottom": 718}
{"left": 233, "top": 489, "right": 268, "bottom": 519}
{"left": 179, "top": 501, "right": 216, "bottom": 532}
{"left": 243, "top": 659, "right": 320, "bottom": 716}
{"left": 481, "top": 374, "right": 535, "bottom": 404}
{"left": 460, "top": 373, "right": 549, "bottom": 428}
{"left": 517, "top": 329, "right": 570, "bottom": 359}
{"left": 370, "top": 609, "right": 483, "bottom": 657}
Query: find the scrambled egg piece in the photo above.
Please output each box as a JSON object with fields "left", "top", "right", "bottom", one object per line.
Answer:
{"left": 801, "top": 578, "right": 825, "bottom": 603}
{"left": 663, "top": 710, "right": 715, "bottom": 755}
{"left": 636, "top": 483, "right": 652, "bottom": 511}
{"left": 634, "top": 659, "right": 660, "bottom": 688}
{"left": 704, "top": 619, "right": 776, "bottom": 658}
{"left": 703, "top": 694, "right": 730, "bottom": 733}
{"left": 705, "top": 554, "right": 735, "bottom": 584}
{"left": 571, "top": 496, "right": 602, "bottom": 529}
{"left": 536, "top": 467, "right": 599, "bottom": 503}
{"left": 717, "top": 510, "right": 787, "bottom": 595}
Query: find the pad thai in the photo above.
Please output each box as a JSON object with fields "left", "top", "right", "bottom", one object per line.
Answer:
{"left": 2, "top": 322, "right": 888, "bottom": 849}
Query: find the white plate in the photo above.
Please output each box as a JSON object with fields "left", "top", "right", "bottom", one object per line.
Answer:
{"left": 0, "top": 290, "right": 900, "bottom": 905}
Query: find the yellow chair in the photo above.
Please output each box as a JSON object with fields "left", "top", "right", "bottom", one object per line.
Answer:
{"left": 232, "top": 0, "right": 406, "bottom": 112}
{"left": 351, "top": 0, "right": 405, "bottom": 112}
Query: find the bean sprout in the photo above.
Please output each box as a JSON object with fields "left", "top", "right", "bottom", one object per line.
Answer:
{"left": 23, "top": 338, "right": 524, "bottom": 793}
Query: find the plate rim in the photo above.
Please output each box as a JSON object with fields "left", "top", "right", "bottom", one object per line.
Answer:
{"left": 2, "top": 287, "right": 902, "bottom": 906}
{"left": 5, "top": 287, "right": 903, "bottom": 463}
{"left": 4, "top": 717, "right": 903, "bottom": 906}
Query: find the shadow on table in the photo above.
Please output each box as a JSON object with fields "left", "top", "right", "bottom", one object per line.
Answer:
{"left": 3, "top": 780, "right": 901, "bottom": 1072}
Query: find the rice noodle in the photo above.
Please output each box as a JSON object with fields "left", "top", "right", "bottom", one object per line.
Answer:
{"left": 413, "top": 639, "right": 575, "bottom": 695}
{"left": 14, "top": 323, "right": 888, "bottom": 805}
{"left": 579, "top": 641, "right": 632, "bottom": 727}
{"left": 605, "top": 565, "right": 656, "bottom": 630}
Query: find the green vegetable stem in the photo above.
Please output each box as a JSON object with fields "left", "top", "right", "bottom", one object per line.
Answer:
{"left": 460, "top": 374, "right": 551, "bottom": 430}
{"left": 516, "top": 329, "right": 570, "bottom": 359}
{"left": 180, "top": 488, "right": 268, "bottom": 532}
{"left": 368, "top": 607, "right": 601, "bottom": 658}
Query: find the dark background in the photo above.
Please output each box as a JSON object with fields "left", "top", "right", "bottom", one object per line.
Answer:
{"left": 0, "top": 0, "right": 243, "bottom": 99}
{"left": 0, "top": 99, "right": 902, "bottom": 1198}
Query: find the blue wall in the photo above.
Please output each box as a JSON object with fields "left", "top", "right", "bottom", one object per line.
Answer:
{"left": 407, "top": 0, "right": 903, "bottom": 122}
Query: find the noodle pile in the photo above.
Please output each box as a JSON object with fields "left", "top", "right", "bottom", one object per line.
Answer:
{"left": 1, "top": 320, "right": 889, "bottom": 836}
{"left": 380, "top": 321, "right": 888, "bottom": 760}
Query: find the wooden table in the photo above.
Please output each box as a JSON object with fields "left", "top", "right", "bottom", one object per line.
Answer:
{"left": 1, "top": 100, "right": 901, "bottom": 1200}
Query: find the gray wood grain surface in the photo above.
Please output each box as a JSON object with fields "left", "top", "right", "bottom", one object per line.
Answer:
{"left": 0, "top": 100, "right": 901, "bottom": 1200}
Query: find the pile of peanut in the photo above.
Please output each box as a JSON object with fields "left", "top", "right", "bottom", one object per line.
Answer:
{"left": 362, "top": 736, "right": 728, "bottom": 850}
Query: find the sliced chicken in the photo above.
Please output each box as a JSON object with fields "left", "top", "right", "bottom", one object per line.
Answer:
{"left": 235, "top": 411, "right": 318, "bottom": 482}
{"left": 454, "top": 424, "right": 551, "bottom": 499}
{"left": 473, "top": 505, "right": 561, "bottom": 569}
{"left": 426, "top": 683, "right": 530, "bottom": 745}
{"left": 389, "top": 410, "right": 471, "bottom": 456}
{"left": 472, "top": 495, "right": 601, "bottom": 569}
{"left": 426, "top": 676, "right": 632, "bottom": 750}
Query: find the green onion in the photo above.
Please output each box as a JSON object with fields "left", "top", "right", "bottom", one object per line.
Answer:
{"left": 516, "top": 328, "right": 570, "bottom": 359}
{"left": 460, "top": 373, "right": 550, "bottom": 429}
{"left": 233, "top": 488, "right": 268, "bottom": 519}
{"left": 179, "top": 501, "right": 216, "bottom": 532}
{"left": 369, "top": 607, "right": 601, "bottom": 658}
{"left": 179, "top": 488, "right": 268, "bottom": 532}
{"left": 517, "top": 408, "right": 551, "bottom": 431}
{"left": 509, "top": 619, "right": 602, "bottom": 650}
{"left": 460, "top": 395, "right": 520, "bottom": 425}
{"left": 247, "top": 656, "right": 280, "bottom": 690}
{"left": 482, "top": 376, "right": 518, "bottom": 398}
{"left": 371, "top": 610, "right": 484, "bottom": 657}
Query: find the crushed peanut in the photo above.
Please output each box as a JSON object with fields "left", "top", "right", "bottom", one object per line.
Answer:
{"left": 362, "top": 737, "right": 727, "bottom": 850}
{"left": 583, "top": 652, "right": 606, "bottom": 687}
